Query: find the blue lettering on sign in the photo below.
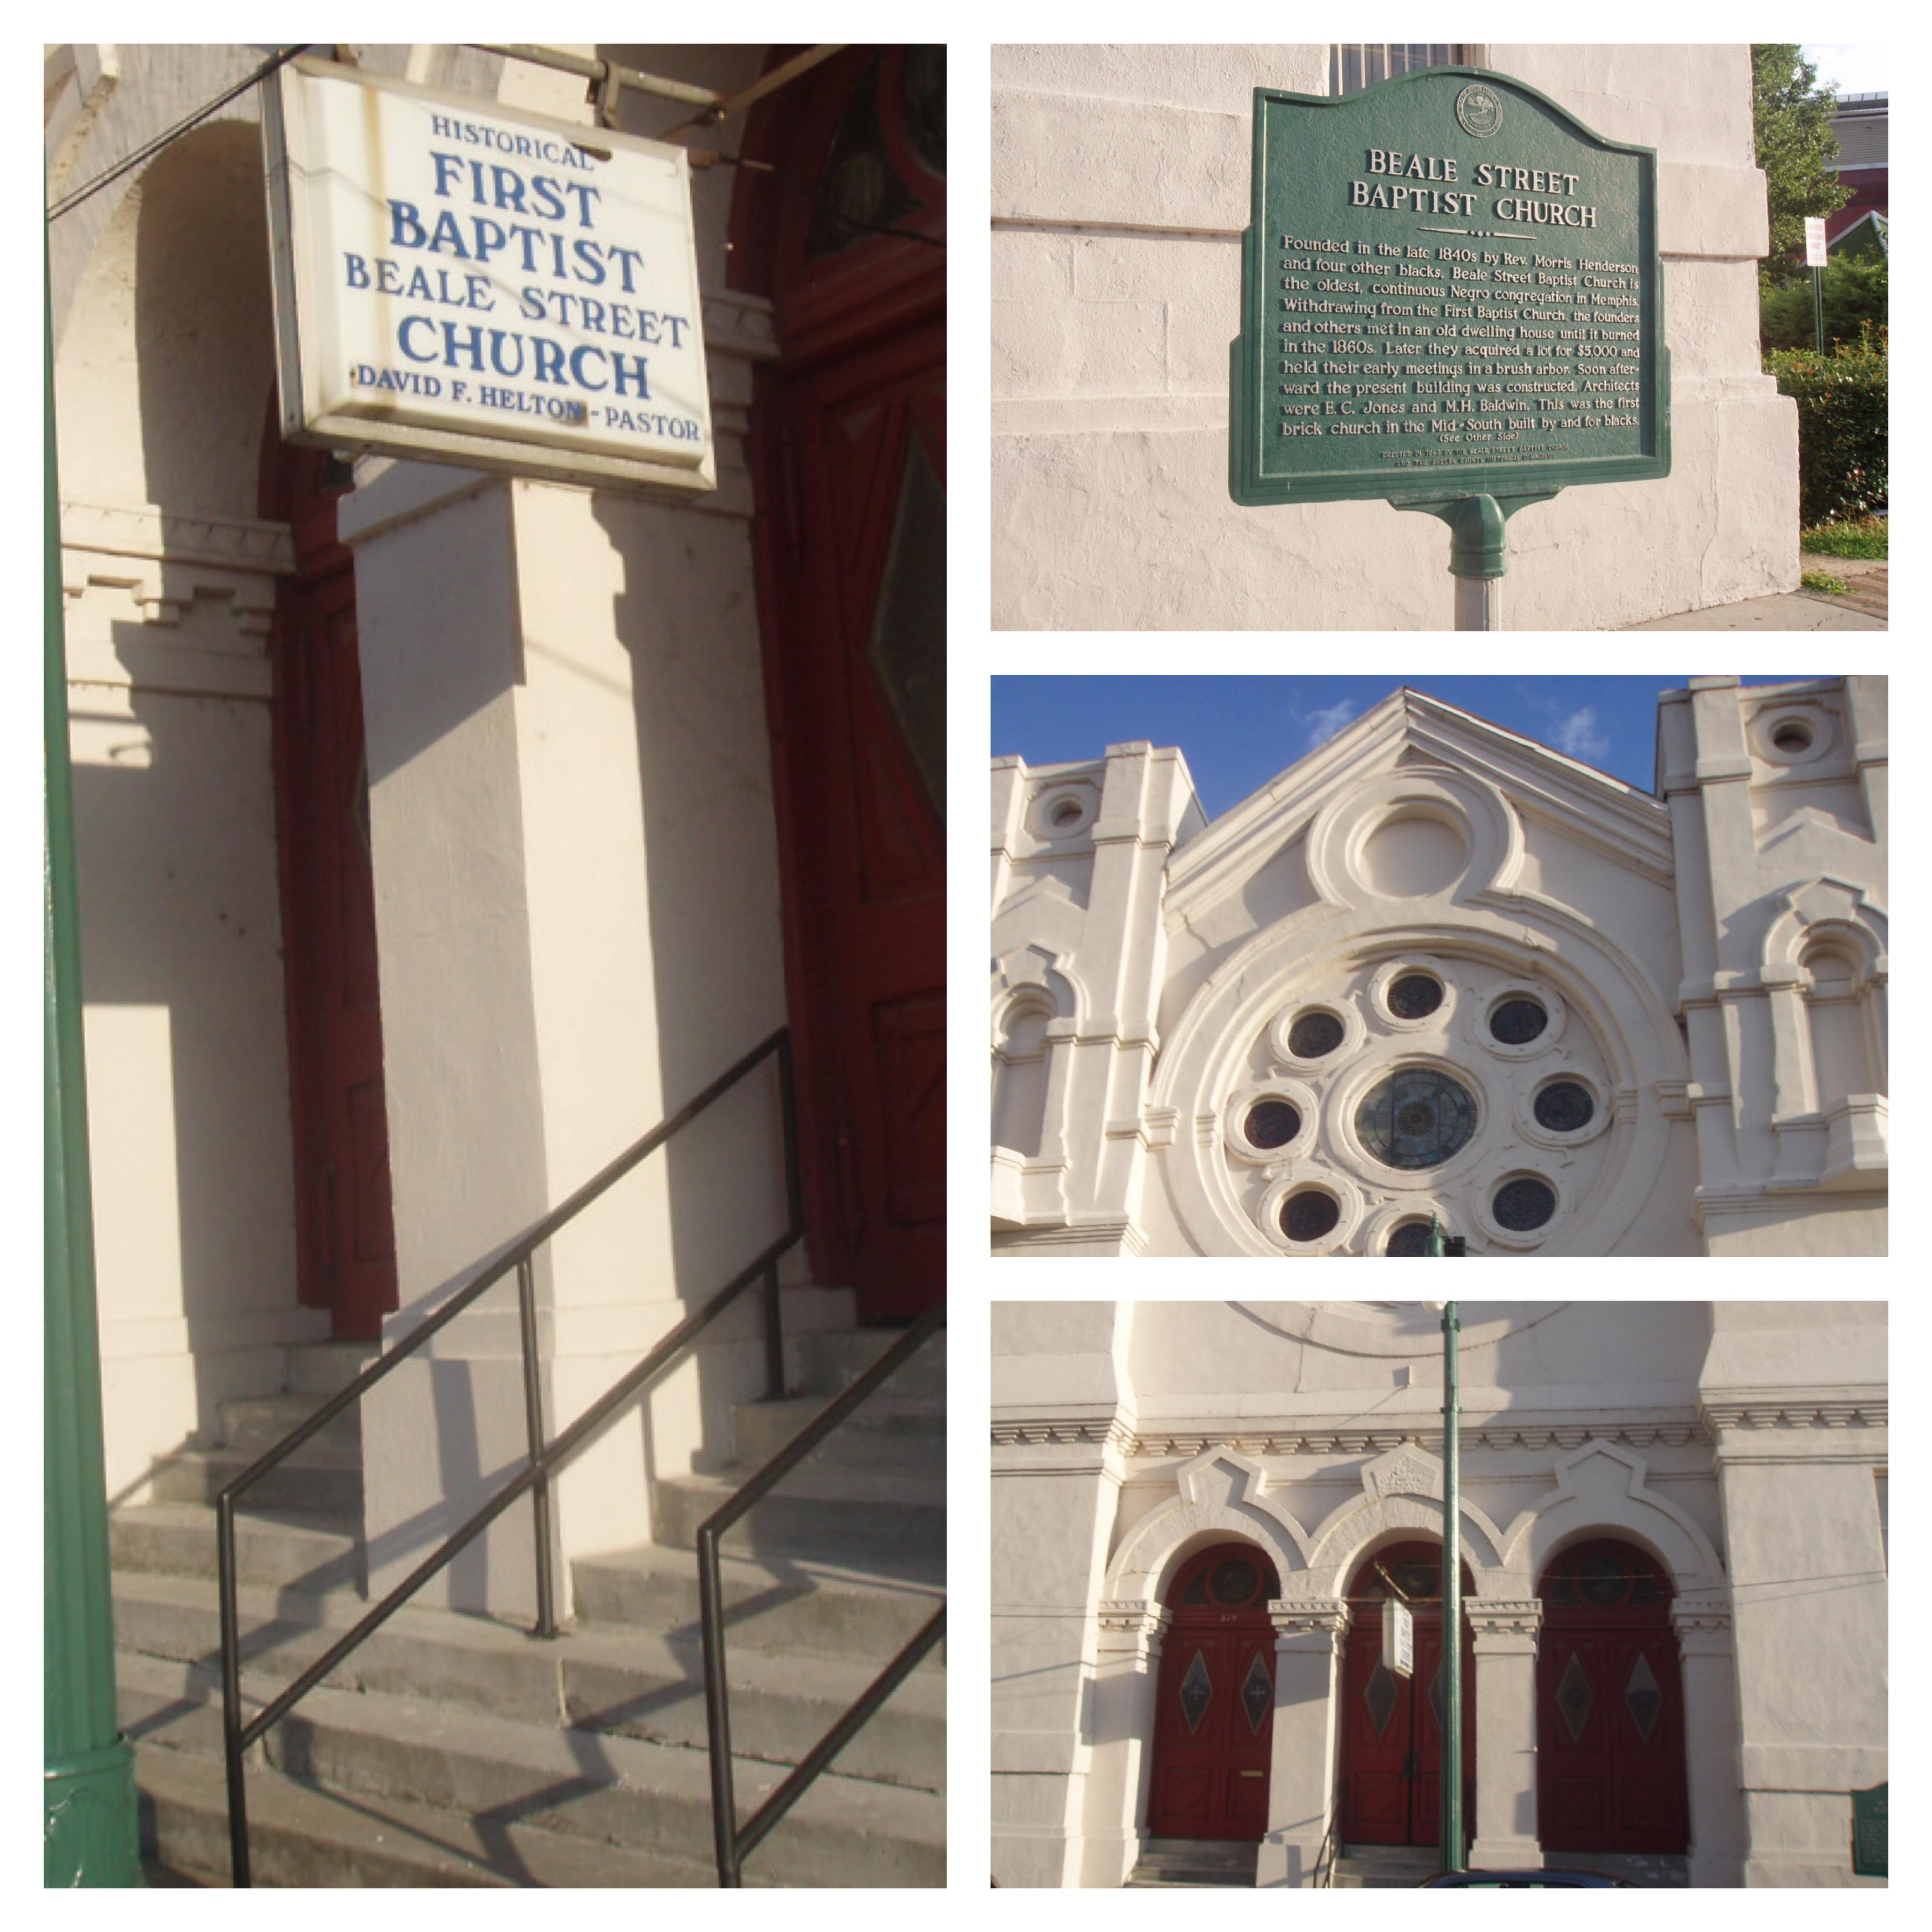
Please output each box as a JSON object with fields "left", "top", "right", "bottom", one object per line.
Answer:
{"left": 328, "top": 111, "right": 702, "bottom": 445}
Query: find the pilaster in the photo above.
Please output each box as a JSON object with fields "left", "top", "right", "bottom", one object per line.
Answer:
{"left": 1672, "top": 1599, "right": 1747, "bottom": 1887}
{"left": 1257, "top": 1599, "right": 1351, "bottom": 1888}
{"left": 1467, "top": 1598, "right": 1543, "bottom": 1869}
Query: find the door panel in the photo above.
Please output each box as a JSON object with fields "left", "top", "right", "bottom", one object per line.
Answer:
{"left": 757, "top": 322, "right": 945, "bottom": 1321}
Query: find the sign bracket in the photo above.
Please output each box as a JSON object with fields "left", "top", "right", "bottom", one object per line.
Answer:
{"left": 1388, "top": 488, "right": 1561, "bottom": 628}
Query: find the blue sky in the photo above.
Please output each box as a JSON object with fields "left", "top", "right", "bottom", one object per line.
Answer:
{"left": 990, "top": 676, "right": 1820, "bottom": 819}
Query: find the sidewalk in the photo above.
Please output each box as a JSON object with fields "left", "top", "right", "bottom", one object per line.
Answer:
{"left": 1624, "top": 554, "right": 1887, "bottom": 629}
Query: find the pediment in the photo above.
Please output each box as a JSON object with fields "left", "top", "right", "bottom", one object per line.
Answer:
{"left": 1164, "top": 689, "right": 1671, "bottom": 928}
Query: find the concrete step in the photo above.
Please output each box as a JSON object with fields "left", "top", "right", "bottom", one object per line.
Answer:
{"left": 115, "top": 1572, "right": 942, "bottom": 1791}
{"left": 652, "top": 1465, "right": 945, "bottom": 1567}
{"left": 121, "top": 1654, "right": 943, "bottom": 1885}
{"left": 285, "top": 1342, "right": 381, "bottom": 1397}
{"left": 571, "top": 1542, "right": 944, "bottom": 1662}
{"left": 151, "top": 1447, "right": 364, "bottom": 1518}
{"left": 1126, "top": 1837, "right": 1259, "bottom": 1887}
{"left": 136, "top": 1743, "right": 738, "bottom": 1887}
{"left": 112, "top": 1501, "right": 364, "bottom": 1597}
{"left": 1332, "top": 1846, "right": 1443, "bottom": 1888}
{"left": 220, "top": 1392, "right": 363, "bottom": 1458}
{"left": 791, "top": 1326, "right": 945, "bottom": 1398}
{"left": 730, "top": 1391, "right": 944, "bottom": 1474}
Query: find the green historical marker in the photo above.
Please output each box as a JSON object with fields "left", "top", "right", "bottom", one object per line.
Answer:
{"left": 1850, "top": 1782, "right": 1886, "bottom": 1878}
{"left": 1230, "top": 66, "right": 1669, "bottom": 624}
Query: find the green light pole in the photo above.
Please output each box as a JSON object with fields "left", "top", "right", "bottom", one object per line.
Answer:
{"left": 44, "top": 230, "right": 142, "bottom": 1885}
{"left": 1424, "top": 1278, "right": 1466, "bottom": 1876}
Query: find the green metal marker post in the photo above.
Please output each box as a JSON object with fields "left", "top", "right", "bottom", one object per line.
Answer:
{"left": 45, "top": 231, "right": 143, "bottom": 1887}
{"left": 1230, "top": 67, "right": 1670, "bottom": 632}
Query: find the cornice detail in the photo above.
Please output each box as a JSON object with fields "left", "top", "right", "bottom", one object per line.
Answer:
{"left": 992, "top": 1420, "right": 1713, "bottom": 1455}
{"left": 1466, "top": 1598, "right": 1542, "bottom": 1636}
{"left": 993, "top": 1418, "right": 1137, "bottom": 1451}
{"left": 1699, "top": 1397, "right": 1884, "bottom": 1432}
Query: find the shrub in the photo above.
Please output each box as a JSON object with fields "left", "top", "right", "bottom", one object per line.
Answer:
{"left": 1760, "top": 252, "right": 1888, "bottom": 351}
{"left": 1764, "top": 328, "right": 1888, "bottom": 525}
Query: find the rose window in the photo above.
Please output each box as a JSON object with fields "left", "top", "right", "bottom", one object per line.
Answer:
{"left": 1355, "top": 1068, "right": 1478, "bottom": 1170}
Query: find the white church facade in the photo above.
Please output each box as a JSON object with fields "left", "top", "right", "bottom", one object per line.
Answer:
{"left": 991, "top": 1300, "right": 1888, "bottom": 1887}
{"left": 991, "top": 679, "right": 1887, "bottom": 1258}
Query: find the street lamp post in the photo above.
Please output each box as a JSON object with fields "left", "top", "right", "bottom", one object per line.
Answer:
{"left": 1424, "top": 1289, "right": 1467, "bottom": 1877}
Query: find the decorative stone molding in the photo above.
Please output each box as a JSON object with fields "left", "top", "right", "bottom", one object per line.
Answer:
{"left": 1046, "top": 1418, "right": 1713, "bottom": 1458}
{"left": 1466, "top": 1599, "right": 1542, "bottom": 1639}
{"left": 1096, "top": 1600, "right": 1169, "bottom": 1662}
{"left": 59, "top": 499, "right": 296, "bottom": 577}
{"left": 992, "top": 1417, "right": 1137, "bottom": 1453}
{"left": 1699, "top": 1396, "right": 1885, "bottom": 1432}
{"left": 1268, "top": 1599, "right": 1351, "bottom": 1647}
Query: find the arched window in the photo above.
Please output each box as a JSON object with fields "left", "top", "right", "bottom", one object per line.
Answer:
{"left": 991, "top": 995, "right": 1052, "bottom": 1159}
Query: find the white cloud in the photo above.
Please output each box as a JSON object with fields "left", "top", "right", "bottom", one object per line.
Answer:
{"left": 1551, "top": 706, "right": 1611, "bottom": 763}
{"left": 1303, "top": 699, "right": 1358, "bottom": 750}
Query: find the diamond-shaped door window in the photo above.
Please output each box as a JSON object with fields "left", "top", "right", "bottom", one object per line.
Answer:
{"left": 1624, "top": 1653, "right": 1662, "bottom": 1742}
{"left": 1556, "top": 1650, "right": 1594, "bottom": 1743}
{"left": 1241, "top": 1652, "right": 1273, "bottom": 1735}
{"left": 866, "top": 438, "right": 946, "bottom": 822}
{"left": 1363, "top": 1660, "right": 1399, "bottom": 1737}
{"left": 1179, "top": 1650, "right": 1213, "bottom": 1734}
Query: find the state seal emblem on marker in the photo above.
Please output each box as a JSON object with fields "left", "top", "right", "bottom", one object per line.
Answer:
{"left": 1456, "top": 84, "right": 1502, "bottom": 137}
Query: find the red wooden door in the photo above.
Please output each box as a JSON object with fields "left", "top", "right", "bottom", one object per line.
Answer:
{"left": 1537, "top": 1542, "right": 1688, "bottom": 1854}
{"left": 1148, "top": 1545, "right": 1280, "bottom": 1840}
{"left": 741, "top": 49, "right": 946, "bottom": 1325}
{"left": 1340, "top": 1544, "right": 1476, "bottom": 1848}
{"left": 268, "top": 443, "right": 396, "bottom": 1341}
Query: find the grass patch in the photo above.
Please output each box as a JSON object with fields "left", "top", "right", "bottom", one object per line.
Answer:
{"left": 1801, "top": 570, "right": 1851, "bottom": 597}
{"left": 1801, "top": 516, "right": 1888, "bottom": 560}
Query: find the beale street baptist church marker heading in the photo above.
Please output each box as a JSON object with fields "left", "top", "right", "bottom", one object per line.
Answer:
{"left": 265, "top": 54, "right": 715, "bottom": 497}
{"left": 1229, "top": 66, "right": 1668, "bottom": 608}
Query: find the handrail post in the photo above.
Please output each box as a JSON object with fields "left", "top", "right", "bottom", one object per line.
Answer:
{"left": 516, "top": 1257, "right": 557, "bottom": 1640}
{"left": 216, "top": 1493, "right": 252, "bottom": 1887}
{"left": 698, "top": 1524, "right": 741, "bottom": 1886}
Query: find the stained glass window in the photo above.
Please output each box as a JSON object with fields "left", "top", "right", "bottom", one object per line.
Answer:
{"left": 1282, "top": 1189, "right": 1340, "bottom": 1242}
{"left": 1624, "top": 1654, "right": 1662, "bottom": 1741}
{"left": 1363, "top": 1659, "right": 1398, "bottom": 1735}
{"left": 1388, "top": 972, "right": 1444, "bottom": 1019}
{"left": 1493, "top": 1176, "right": 1556, "bottom": 1231}
{"left": 1212, "top": 1558, "right": 1261, "bottom": 1606}
{"left": 1578, "top": 1554, "right": 1629, "bottom": 1606}
{"left": 1556, "top": 1650, "right": 1593, "bottom": 1743}
{"left": 1356, "top": 1069, "right": 1478, "bottom": 1169}
{"left": 1385, "top": 1220, "right": 1434, "bottom": 1256}
{"left": 1489, "top": 996, "right": 1548, "bottom": 1045}
{"left": 1245, "top": 1099, "right": 1301, "bottom": 1149}
{"left": 1241, "top": 1652, "right": 1273, "bottom": 1734}
{"left": 1179, "top": 1650, "right": 1213, "bottom": 1733}
{"left": 1535, "top": 1081, "right": 1594, "bottom": 1133}
{"left": 1288, "top": 1009, "right": 1345, "bottom": 1058}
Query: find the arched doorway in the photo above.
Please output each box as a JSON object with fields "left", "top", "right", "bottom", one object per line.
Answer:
{"left": 732, "top": 47, "right": 945, "bottom": 1323}
{"left": 262, "top": 425, "right": 396, "bottom": 1341}
{"left": 1339, "top": 1542, "right": 1476, "bottom": 1847}
{"left": 1147, "top": 1543, "right": 1282, "bottom": 1840}
{"left": 1537, "top": 1539, "right": 1688, "bottom": 1854}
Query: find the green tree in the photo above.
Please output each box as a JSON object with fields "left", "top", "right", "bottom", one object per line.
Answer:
{"left": 1752, "top": 44, "right": 1849, "bottom": 289}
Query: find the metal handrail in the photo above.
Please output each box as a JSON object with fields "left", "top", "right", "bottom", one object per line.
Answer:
{"left": 215, "top": 1027, "right": 802, "bottom": 1887}
{"left": 698, "top": 1298, "right": 946, "bottom": 1887}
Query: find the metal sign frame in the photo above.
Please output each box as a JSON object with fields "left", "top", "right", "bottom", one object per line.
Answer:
{"left": 264, "top": 54, "right": 716, "bottom": 497}
{"left": 1382, "top": 1595, "right": 1415, "bottom": 1678}
{"left": 1230, "top": 65, "right": 1668, "bottom": 518}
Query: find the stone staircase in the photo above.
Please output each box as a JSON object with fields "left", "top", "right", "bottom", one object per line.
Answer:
{"left": 112, "top": 1330, "right": 945, "bottom": 1886}
{"left": 1331, "top": 1845, "right": 1441, "bottom": 1888}
{"left": 1125, "top": 1838, "right": 1260, "bottom": 1887}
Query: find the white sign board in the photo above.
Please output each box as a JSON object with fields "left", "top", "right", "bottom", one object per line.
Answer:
{"left": 264, "top": 56, "right": 714, "bottom": 495}
{"left": 1382, "top": 1597, "right": 1414, "bottom": 1678}
{"left": 1804, "top": 216, "right": 1828, "bottom": 268}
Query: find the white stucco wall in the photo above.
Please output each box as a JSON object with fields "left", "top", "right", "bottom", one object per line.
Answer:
{"left": 991, "top": 43, "right": 1796, "bottom": 629}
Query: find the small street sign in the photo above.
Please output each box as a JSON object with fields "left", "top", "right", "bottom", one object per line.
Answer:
{"left": 1383, "top": 1596, "right": 1415, "bottom": 1677}
{"left": 1851, "top": 1782, "right": 1886, "bottom": 1877}
{"left": 1805, "top": 217, "right": 1829, "bottom": 268}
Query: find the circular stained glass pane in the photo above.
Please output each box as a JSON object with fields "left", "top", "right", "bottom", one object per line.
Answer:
{"left": 1490, "top": 996, "right": 1548, "bottom": 1045}
{"left": 1244, "top": 1099, "right": 1301, "bottom": 1150}
{"left": 1282, "top": 1190, "right": 1339, "bottom": 1242}
{"left": 1493, "top": 1176, "right": 1556, "bottom": 1231}
{"left": 1579, "top": 1554, "right": 1629, "bottom": 1606}
{"left": 1385, "top": 1221, "right": 1434, "bottom": 1256}
{"left": 1355, "top": 1069, "right": 1478, "bottom": 1170}
{"left": 1287, "top": 1010, "right": 1345, "bottom": 1059}
{"left": 1211, "top": 1558, "right": 1260, "bottom": 1605}
{"left": 1387, "top": 973, "right": 1444, "bottom": 1020}
{"left": 1534, "top": 1081, "right": 1595, "bottom": 1133}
